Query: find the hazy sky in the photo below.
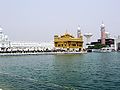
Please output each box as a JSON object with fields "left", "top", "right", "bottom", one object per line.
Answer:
{"left": 0, "top": 0, "right": 120, "bottom": 42}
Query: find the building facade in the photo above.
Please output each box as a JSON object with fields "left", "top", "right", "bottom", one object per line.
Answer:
{"left": 0, "top": 27, "right": 55, "bottom": 52}
{"left": 10, "top": 41, "right": 42, "bottom": 51}
{"left": 100, "top": 22, "right": 106, "bottom": 45}
{"left": 114, "top": 35, "right": 120, "bottom": 51}
{"left": 0, "top": 27, "right": 10, "bottom": 51}
{"left": 54, "top": 33, "right": 83, "bottom": 51}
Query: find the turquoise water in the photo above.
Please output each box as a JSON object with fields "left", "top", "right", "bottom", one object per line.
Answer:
{"left": 0, "top": 52, "right": 120, "bottom": 90}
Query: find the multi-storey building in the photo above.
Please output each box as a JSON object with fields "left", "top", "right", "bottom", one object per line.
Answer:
{"left": 54, "top": 30, "right": 83, "bottom": 51}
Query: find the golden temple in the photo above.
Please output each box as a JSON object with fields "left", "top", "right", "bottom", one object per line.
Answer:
{"left": 54, "top": 32, "right": 83, "bottom": 51}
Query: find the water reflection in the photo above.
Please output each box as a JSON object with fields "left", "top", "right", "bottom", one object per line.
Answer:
{"left": 0, "top": 53, "right": 120, "bottom": 89}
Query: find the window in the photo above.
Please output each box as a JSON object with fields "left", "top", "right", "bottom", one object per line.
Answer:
{"left": 72, "top": 44, "right": 76, "bottom": 46}
{"left": 55, "top": 44, "right": 57, "bottom": 47}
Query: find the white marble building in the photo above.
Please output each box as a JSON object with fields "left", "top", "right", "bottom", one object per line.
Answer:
{"left": 0, "top": 27, "right": 54, "bottom": 51}
{"left": 0, "top": 27, "right": 10, "bottom": 50}
{"left": 10, "top": 41, "right": 42, "bottom": 51}
{"left": 40, "top": 42, "right": 54, "bottom": 50}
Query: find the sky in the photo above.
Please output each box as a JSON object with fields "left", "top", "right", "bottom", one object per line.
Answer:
{"left": 0, "top": 0, "right": 120, "bottom": 42}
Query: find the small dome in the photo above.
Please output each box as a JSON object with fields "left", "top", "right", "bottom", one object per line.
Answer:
{"left": 77, "top": 26, "right": 81, "bottom": 30}
{"left": 100, "top": 24, "right": 105, "bottom": 28}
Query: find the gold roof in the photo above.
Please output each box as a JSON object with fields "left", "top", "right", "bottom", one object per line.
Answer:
{"left": 60, "top": 33, "right": 74, "bottom": 38}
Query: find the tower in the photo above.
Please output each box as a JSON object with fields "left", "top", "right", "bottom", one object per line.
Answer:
{"left": 77, "top": 25, "right": 81, "bottom": 38}
{"left": 84, "top": 33, "right": 93, "bottom": 45}
{"left": 0, "top": 27, "right": 3, "bottom": 34}
{"left": 0, "top": 27, "right": 3, "bottom": 41}
{"left": 100, "top": 22, "right": 106, "bottom": 45}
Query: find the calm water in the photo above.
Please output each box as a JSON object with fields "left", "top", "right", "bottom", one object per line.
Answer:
{"left": 0, "top": 52, "right": 120, "bottom": 90}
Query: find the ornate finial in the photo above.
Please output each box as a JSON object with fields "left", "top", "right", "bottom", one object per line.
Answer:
{"left": 101, "top": 21, "right": 105, "bottom": 28}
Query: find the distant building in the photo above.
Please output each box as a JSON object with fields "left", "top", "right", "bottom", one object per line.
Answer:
{"left": 114, "top": 35, "right": 120, "bottom": 51}
{"left": 100, "top": 22, "right": 106, "bottom": 45}
{"left": 91, "top": 38, "right": 114, "bottom": 46}
{"left": 98, "top": 39, "right": 114, "bottom": 47}
{"left": 89, "top": 22, "right": 115, "bottom": 50}
{"left": 10, "top": 41, "right": 41, "bottom": 51}
{"left": 0, "top": 27, "right": 10, "bottom": 51}
{"left": 40, "top": 42, "right": 54, "bottom": 50}
{"left": 54, "top": 31, "right": 83, "bottom": 51}
{"left": 0, "top": 27, "right": 54, "bottom": 52}
{"left": 84, "top": 33, "right": 93, "bottom": 45}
